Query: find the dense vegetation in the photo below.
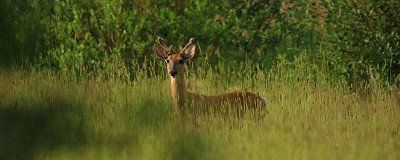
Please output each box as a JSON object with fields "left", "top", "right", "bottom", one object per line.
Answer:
{"left": 0, "top": 0, "right": 399, "bottom": 159}
{"left": 1, "top": 0, "right": 399, "bottom": 82}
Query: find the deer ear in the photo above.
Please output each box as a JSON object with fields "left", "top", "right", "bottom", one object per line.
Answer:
{"left": 183, "top": 44, "right": 196, "bottom": 60}
{"left": 155, "top": 44, "right": 168, "bottom": 59}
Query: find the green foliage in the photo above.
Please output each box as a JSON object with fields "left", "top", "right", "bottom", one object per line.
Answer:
{"left": 326, "top": 0, "right": 400, "bottom": 82}
{"left": 0, "top": 0, "right": 399, "bottom": 83}
{"left": 0, "top": 0, "right": 50, "bottom": 67}
{"left": 1, "top": 0, "right": 323, "bottom": 69}
{"left": 1, "top": 1, "right": 399, "bottom": 159}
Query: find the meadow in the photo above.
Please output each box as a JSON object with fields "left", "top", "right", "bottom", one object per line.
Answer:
{"left": 0, "top": 63, "right": 398, "bottom": 160}
{"left": 0, "top": 1, "right": 399, "bottom": 159}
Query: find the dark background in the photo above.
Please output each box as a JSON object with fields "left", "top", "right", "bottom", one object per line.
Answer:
{"left": 0, "top": 0, "right": 399, "bottom": 83}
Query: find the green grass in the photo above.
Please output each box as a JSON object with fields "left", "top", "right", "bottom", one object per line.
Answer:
{"left": 0, "top": 66, "right": 399, "bottom": 160}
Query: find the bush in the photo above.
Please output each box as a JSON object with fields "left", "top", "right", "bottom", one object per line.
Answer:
{"left": 325, "top": 0, "right": 400, "bottom": 82}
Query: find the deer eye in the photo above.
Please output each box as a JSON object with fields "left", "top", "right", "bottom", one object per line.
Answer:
{"left": 178, "top": 59, "right": 184, "bottom": 64}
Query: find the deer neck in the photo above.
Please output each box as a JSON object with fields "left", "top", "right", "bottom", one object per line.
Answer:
{"left": 170, "top": 74, "right": 187, "bottom": 109}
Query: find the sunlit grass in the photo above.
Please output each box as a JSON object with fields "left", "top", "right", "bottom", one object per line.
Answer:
{"left": 0, "top": 65, "right": 399, "bottom": 160}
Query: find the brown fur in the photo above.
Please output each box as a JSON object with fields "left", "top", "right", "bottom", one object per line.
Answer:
{"left": 186, "top": 91, "right": 267, "bottom": 117}
{"left": 169, "top": 74, "right": 267, "bottom": 118}
{"left": 155, "top": 37, "right": 268, "bottom": 118}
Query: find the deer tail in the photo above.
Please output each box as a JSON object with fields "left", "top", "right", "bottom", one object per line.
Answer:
{"left": 260, "top": 96, "right": 269, "bottom": 106}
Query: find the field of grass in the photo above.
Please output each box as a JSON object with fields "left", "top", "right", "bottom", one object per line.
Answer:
{"left": 0, "top": 66, "right": 399, "bottom": 160}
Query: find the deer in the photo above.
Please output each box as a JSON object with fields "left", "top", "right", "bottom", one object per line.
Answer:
{"left": 154, "top": 37, "right": 268, "bottom": 119}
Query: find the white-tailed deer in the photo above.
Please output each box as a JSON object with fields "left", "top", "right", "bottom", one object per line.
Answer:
{"left": 155, "top": 37, "right": 268, "bottom": 118}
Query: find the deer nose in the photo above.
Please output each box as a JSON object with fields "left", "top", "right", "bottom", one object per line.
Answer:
{"left": 170, "top": 70, "right": 177, "bottom": 77}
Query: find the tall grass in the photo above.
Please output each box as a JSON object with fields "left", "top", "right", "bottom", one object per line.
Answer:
{"left": 0, "top": 62, "right": 399, "bottom": 160}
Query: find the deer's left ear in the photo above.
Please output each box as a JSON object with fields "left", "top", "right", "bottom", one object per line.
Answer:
{"left": 182, "top": 44, "right": 196, "bottom": 60}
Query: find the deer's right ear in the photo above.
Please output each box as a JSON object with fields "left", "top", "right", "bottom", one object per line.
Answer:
{"left": 155, "top": 44, "right": 168, "bottom": 59}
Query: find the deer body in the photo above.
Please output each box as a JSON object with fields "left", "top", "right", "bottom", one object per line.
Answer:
{"left": 155, "top": 37, "right": 268, "bottom": 118}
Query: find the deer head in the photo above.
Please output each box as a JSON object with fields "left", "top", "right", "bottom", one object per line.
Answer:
{"left": 155, "top": 37, "right": 196, "bottom": 78}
